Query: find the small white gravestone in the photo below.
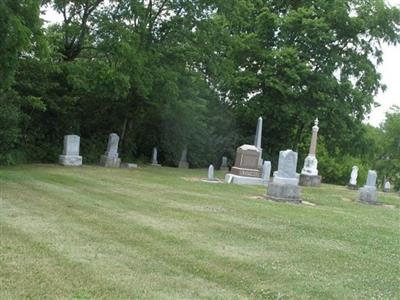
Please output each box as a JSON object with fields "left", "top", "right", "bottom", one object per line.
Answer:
{"left": 273, "top": 150, "right": 300, "bottom": 185}
{"left": 383, "top": 181, "right": 391, "bottom": 192}
{"left": 151, "top": 147, "right": 161, "bottom": 166}
{"left": 208, "top": 165, "right": 215, "bottom": 181}
{"left": 347, "top": 166, "right": 359, "bottom": 189}
{"left": 359, "top": 170, "right": 378, "bottom": 204}
{"left": 262, "top": 161, "right": 271, "bottom": 182}
{"left": 59, "top": 135, "right": 83, "bottom": 166}
{"left": 267, "top": 149, "right": 301, "bottom": 203}
{"left": 100, "top": 133, "right": 121, "bottom": 168}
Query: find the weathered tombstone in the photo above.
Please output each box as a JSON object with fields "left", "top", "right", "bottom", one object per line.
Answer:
{"left": 230, "top": 145, "right": 262, "bottom": 177}
{"left": 383, "top": 181, "right": 391, "bottom": 193}
{"left": 100, "top": 133, "right": 121, "bottom": 168}
{"left": 300, "top": 118, "right": 321, "bottom": 186}
{"left": 266, "top": 150, "right": 301, "bottom": 203}
{"left": 347, "top": 166, "right": 359, "bottom": 189}
{"left": 220, "top": 156, "right": 229, "bottom": 171}
{"left": 208, "top": 164, "right": 215, "bottom": 181}
{"left": 224, "top": 117, "right": 268, "bottom": 185}
{"left": 178, "top": 146, "right": 189, "bottom": 168}
{"left": 359, "top": 170, "right": 378, "bottom": 204}
{"left": 59, "top": 135, "right": 83, "bottom": 166}
{"left": 151, "top": 147, "right": 161, "bottom": 166}
{"left": 262, "top": 161, "right": 271, "bottom": 182}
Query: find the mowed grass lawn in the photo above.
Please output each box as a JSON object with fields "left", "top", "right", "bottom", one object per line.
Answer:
{"left": 0, "top": 165, "right": 399, "bottom": 299}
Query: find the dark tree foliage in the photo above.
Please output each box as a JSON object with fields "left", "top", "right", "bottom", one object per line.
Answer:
{"left": 1, "top": 0, "right": 399, "bottom": 185}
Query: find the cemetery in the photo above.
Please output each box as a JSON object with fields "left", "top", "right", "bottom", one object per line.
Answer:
{"left": 1, "top": 0, "right": 400, "bottom": 299}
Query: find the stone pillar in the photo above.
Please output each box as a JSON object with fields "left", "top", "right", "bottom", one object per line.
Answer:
{"left": 59, "top": 135, "right": 83, "bottom": 166}
{"left": 254, "top": 117, "right": 263, "bottom": 149}
{"left": 300, "top": 118, "right": 321, "bottom": 186}
{"left": 100, "top": 133, "right": 121, "bottom": 168}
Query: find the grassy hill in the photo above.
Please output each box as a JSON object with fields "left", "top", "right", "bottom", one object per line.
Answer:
{"left": 0, "top": 165, "right": 399, "bottom": 299}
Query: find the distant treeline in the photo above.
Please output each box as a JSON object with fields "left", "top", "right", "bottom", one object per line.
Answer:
{"left": 0, "top": 0, "right": 399, "bottom": 188}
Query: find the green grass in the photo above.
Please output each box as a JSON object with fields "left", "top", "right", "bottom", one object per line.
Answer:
{"left": 0, "top": 164, "right": 399, "bottom": 299}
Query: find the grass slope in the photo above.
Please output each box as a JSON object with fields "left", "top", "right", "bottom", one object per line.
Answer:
{"left": 0, "top": 165, "right": 399, "bottom": 299}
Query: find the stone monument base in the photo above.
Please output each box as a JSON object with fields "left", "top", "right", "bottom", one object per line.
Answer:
{"left": 299, "top": 174, "right": 321, "bottom": 187}
{"left": 178, "top": 161, "right": 189, "bottom": 168}
{"left": 59, "top": 155, "right": 82, "bottom": 166}
{"left": 100, "top": 155, "right": 121, "bottom": 168}
{"left": 383, "top": 188, "right": 390, "bottom": 193}
{"left": 359, "top": 186, "right": 378, "bottom": 204}
{"left": 266, "top": 182, "right": 301, "bottom": 204}
{"left": 231, "top": 167, "right": 261, "bottom": 178}
{"left": 224, "top": 173, "right": 268, "bottom": 185}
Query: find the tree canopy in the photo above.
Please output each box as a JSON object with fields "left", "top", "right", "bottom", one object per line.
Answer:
{"left": 0, "top": 0, "right": 399, "bottom": 188}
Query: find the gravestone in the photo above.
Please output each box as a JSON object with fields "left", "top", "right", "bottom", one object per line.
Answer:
{"left": 59, "top": 135, "right": 83, "bottom": 166}
{"left": 262, "top": 161, "right": 271, "bottom": 182}
{"left": 230, "top": 145, "right": 262, "bottom": 177}
{"left": 359, "top": 170, "right": 378, "bottom": 204}
{"left": 220, "top": 156, "right": 229, "bottom": 171}
{"left": 151, "top": 147, "right": 161, "bottom": 166}
{"left": 100, "top": 133, "right": 121, "bottom": 168}
{"left": 383, "top": 181, "right": 391, "bottom": 192}
{"left": 300, "top": 118, "right": 321, "bottom": 186}
{"left": 267, "top": 150, "right": 301, "bottom": 203}
{"left": 178, "top": 146, "right": 189, "bottom": 168}
{"left": 224, "top": 117, "right": 268, "bottom": 185}
{"left": 347, "top": 166, "right": 359, "bottom": 190}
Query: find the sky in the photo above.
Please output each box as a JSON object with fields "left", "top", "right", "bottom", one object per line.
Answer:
{"left": 41, "top": 1, "right": 399, "bottom": 127}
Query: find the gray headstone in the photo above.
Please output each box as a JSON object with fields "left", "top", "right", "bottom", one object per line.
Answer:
{"left": 262, "top": 161, "right": 271, "bottom": 181}
{"left": 104, "top": 133, "right": 119, "bottom": 159}
{"left": 383, "top": 181, "right": 391, "bottom": 192}
{"left": 59, "top": 134, "right": 82, "bottom": 166}
{"left": 100, "top": 133, "right": 121, "bottom": 168}
{"left": 365, "top": 170, "right": 377, "bottom": 187}
{"left": 359, "top": 170, "right": 378, "bottom": 204}
{"left": 63, "top": 135, "right": 80, "bottom": 156}
{"left": 275, "top": 150, "right": 298, "bottom": 179}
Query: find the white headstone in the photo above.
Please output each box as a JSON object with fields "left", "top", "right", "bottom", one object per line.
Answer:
{"left": 100, "top": 133, "right": 121, "bottom": 167}
{"left": 262, "top": 161, "right": 271, "bottom": 181}
{"left": 59, "top": 134, "right": 83, "bottom": 166}
{"left": 349, "top": 166, "right": 359, "bottom": 186}
{"left": 273, "top": 150, "right": 299, "bottom": 185}
{"left": 365, "top": 170, "right": 377, "bottom": 187}
{"left": 384, "top": 181, "right": 391, "bottom": 192}
{"left": 104, "top": 133, "right": 119, "bottom": 158}
{"left": 208, "top": 165, "right": 215, "bottom": 181}
{"left": 63, "top": 135, "right": 80, "bottom": 156}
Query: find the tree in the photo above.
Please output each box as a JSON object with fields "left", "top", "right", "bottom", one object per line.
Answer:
{"left": 0, "top": 0, "right": 43, "bottom": 164}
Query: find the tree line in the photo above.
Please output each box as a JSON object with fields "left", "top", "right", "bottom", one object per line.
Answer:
{"left": 0, "top": 0, "right": 399, "bottom": 188}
